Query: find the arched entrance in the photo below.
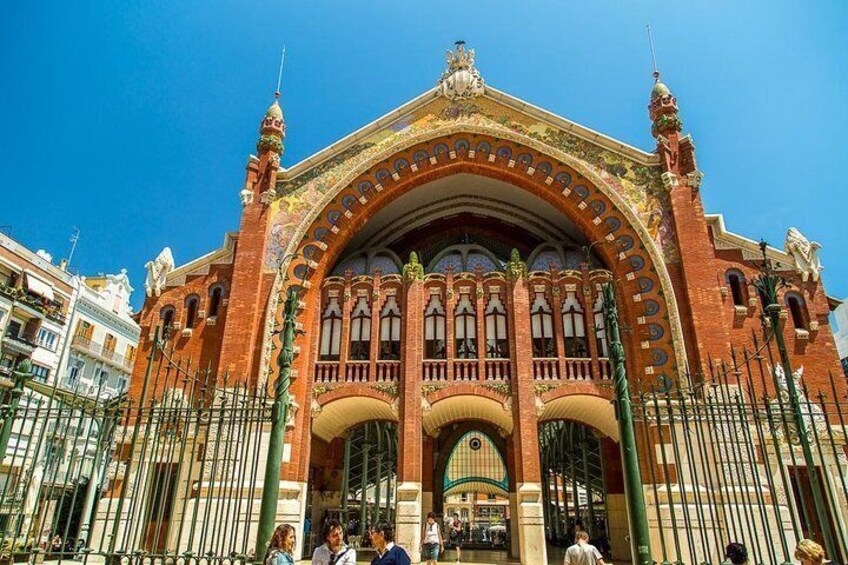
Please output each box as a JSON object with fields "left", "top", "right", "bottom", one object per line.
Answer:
{"left": 538, "top": 393, "right": 625, "bottom": 563}
{"left": 279, "top": 131, "right": 684, "bottom": 562}
{"left": 306, "top": 393, "right": 399, "bottom": 558}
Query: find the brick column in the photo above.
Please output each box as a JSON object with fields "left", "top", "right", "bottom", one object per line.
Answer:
{"left": 397, "top": 276, "right": 424, "bottom": 562}
{"left": 445, "top": 270, "right": 456, "bottom": 381}
{"left": 338, "top": 272, "right": 353, "bottom": 381}
{"left": 218, "top": 156, "right": 272, "bottom": 381}
{"left": 475, "top": 269, "right": 486, "bottom": 380}
{"left": 369, "top": 274, "right": 381, "bottom": 380}
{"left": 505, "top": 276, "right": 547, "bottom": 564}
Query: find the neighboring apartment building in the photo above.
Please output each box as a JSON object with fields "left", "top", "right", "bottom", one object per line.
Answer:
{"left": 0, "top": 231, "right": 140, "bottom": 537}
{"left": 834, "top": 300, "right": 848, "bottom": 376}
{"left": 65, "top": 271, "right": 139, "bottom": 398}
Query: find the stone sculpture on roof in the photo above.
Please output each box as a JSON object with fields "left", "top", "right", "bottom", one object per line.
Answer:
{"left": 437, "top": 41, "right": 485, "bottom": 101}
{"left": 784, "top": 227, "right": 823, "bottom": 282}
{"left": 144, "top": 246, "right": 175, "bottom": 297}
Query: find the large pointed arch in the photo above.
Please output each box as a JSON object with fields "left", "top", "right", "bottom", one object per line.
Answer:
{"left": 261, "top": 125, "right": 687, "bottom": 391}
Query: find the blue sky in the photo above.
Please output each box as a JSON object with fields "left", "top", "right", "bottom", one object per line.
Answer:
{"left": 1, "top": 2, "right": 846, "bottom": 310}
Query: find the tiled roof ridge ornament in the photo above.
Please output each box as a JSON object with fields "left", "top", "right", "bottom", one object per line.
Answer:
{"left": 437, "top": 40, "right": 485, "bottom": 101}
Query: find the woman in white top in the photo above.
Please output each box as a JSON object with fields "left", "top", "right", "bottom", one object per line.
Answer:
{"left": 420, "top": 511, "right": 444, "bottom": 564}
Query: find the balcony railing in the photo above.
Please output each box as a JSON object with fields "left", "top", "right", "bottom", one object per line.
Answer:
{"left": 0, "top": 282, "right": 67, "bottom": 325}
{"left": 72, "top": 335, "right": 134, "bottom": 370}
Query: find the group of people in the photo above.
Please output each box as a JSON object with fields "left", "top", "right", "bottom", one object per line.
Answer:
{"left": 264, "top": 518, "right": 832, "bottom": 565}
{"left": 265, "top": 520, "right": 409, "bottom": 565}
{"left": 725, "top": 539, "right": 829, "bottom": 565}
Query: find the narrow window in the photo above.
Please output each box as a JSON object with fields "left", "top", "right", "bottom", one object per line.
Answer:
{"left": 593, "top": 294, "right": 609, "bottom": 357}
{"left": 726, "top": 270, "right": 747, "bottom": 307}
{"left": 184, "top": 295, "right": 200, "bottom": 329}
{"left": 424, "top": 294, "right": 446, "bottom": 359}
{"left": 160, "top": 306, "right": 175, "bottom": 335}
{"left": 485, "top": 293, "right": 509, "bottom": 358}
{"left": 561, "top": 291, "right": 588, "bottom": 357}
{"left": 349, "top": 296, "right": 371, "bottom": 360}
{"left": 208, "top": 285, "right": 224, "bottom": 318}
{"left": 454, "top": 292, "right": 477, "bottom": 359}
{"left": 530, "top": 291, "right": 555, "bottom": 358}
{"left": 319, "top": 296, "right": 342, "bottom": 361}
{"left": 379, "top": 295, "right": 402, "bottom": 360}
{"left": 785, "top": 293, "right": 807, "bottom": 330}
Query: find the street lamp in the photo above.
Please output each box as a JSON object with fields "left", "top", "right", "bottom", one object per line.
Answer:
{"left": 752, "top": 241, "right": 836, "bottom": 559}
{"left": 254, "top": 253, "right": 308, "bottom": 561}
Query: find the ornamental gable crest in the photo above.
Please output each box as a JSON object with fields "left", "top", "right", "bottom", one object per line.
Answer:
{"left": 437, "top": 41, "right": 485, "bottom": 101}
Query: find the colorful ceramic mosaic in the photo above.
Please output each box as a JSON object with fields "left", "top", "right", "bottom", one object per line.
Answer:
{"left": 264, "top": 95, "right": 678, "bottom": 270}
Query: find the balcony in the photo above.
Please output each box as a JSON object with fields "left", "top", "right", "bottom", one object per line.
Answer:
{"left": 0, "top": 282, "right": 67, "bottom": 325}
{"left": 71, "top": 335, "right": 134, "bottom": 371}
{"left": 2, "top": 332, "right": 38, "bottom": 355}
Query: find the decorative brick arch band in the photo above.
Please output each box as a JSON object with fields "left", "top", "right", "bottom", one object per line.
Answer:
{"left": 261, "top": 126, "right": 688, "bottom": 391}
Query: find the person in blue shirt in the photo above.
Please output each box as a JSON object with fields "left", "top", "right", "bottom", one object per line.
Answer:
{"left": 265, "top": 524, "right": 297, "bottom": 565}
{"left": 369, "top": 522, "right": 411, "bottom": 565}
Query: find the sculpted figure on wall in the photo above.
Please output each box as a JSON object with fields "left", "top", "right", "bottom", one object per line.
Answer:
{"left": 144, "top": 247, "right": 175, "bottom": 297}
{"left": 784, "top": 227, "right": 823, "bottom": 282}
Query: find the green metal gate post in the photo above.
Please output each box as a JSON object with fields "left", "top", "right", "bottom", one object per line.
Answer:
{"left": 603, "top": 283, "right": 652, "bottom": 565}
{"left": 0, "top": 360, "right": 31, "bottom": 459}
{"left": 255, "top": 285, "right": 300, "bottom": 560}
{"left": 754, "top": 242, "right": 837, "bottom": 559}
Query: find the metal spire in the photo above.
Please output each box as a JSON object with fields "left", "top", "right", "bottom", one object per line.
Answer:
{"left": 275, "top": 46, "right": 286, "bottom": 100}
{"left": 646, "top": 24, "right": 660, "bottom": 81}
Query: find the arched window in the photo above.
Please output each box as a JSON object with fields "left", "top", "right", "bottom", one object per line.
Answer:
{"left": 485, "top": 293, "right": 509, "bottom": 358}
{"left": 379, "top": 295, "right": 402, "bottom": 360}
{"left": 349, "top": 296, "right": 371, "bottom": 360}
{"left": 592, "top": 294, "right": 609, "bottom": 357}
{"left": 530, "top": 291, "right": 555, "bottom": 357}
{"left": 184, "top": 295, "right": 200, "bottom": 329}
{"left": 208, "top": 284, "right": 225, "bottom": 318}
{"left": 725, "top": 270, "right": 747, "bottom": 307}
{"left": 319, "top": 296, "right": 342, "bottom": 361}
{"left": 424, "top": 294, "right": 446, "bottom": 359}
{"left": 561, "top": 291, "right": 588, "bottom": 357}
{"left": 454, "top": 292, "right": 477, "bottom": 359}
{"left": 160, "top": 306, "right": 175, "bottom": 334}
{"left": 785, "top": 292, "right": 808, "bottom": 330}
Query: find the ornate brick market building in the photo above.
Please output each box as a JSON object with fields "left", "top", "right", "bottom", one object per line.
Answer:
{"left": 116, "top": 45, "right": 847, "bottom": 564}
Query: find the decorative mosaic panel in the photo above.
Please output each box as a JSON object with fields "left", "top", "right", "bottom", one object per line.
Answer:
{"left": 264, "top": 95, "right": 676, "bottom": 271}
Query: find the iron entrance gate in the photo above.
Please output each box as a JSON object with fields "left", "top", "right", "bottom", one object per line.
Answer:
{"left": 632, "top": 336, "right": 848, "bottom": 565}
{"left": 0, "top": 351, "right": 273, "bottom": 565}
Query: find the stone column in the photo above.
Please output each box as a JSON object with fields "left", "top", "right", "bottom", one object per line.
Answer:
{"left": 505, "top": 259, "right": 547, "bottom": 564}
{"left": 397, "top": 262, "right": 424, "bottom": 562}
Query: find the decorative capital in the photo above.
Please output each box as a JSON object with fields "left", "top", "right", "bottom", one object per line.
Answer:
{"left": 436, "top": 41, "right": 485, "bottom": 101}
{"left": 660, "top": 172, "right": 680, "bottom": 190}
{"left": 505, "top": 248, "right": 528, "bottom": 281}
{"left": 403, "top": 251, "right": 425, "bottom": 282}
{"left": 239, "top": 188, "right": 254, "bottom": 207}
{"left": 686, "top": 170, "right": 704, "bottom": 189}
{"left": 259, "top": 189, "right": 276, "bottom": 205}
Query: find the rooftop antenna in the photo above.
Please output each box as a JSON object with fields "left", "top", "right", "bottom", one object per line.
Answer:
{"left": 646, "top": 24, "right": 660, "bottom": 81}
{"left": 67, "top": 227, "right": 80, "bottom": 267}
{"left": 275, "top": 46, "right": 286, "bottom": 100}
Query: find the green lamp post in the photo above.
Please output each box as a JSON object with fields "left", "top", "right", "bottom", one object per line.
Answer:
{"left": 255, "top": 277, "right": 303, "bottom": 561}
{"left": 602, "top": 283, "right": 652, "bottom": 565}
{"left": 752, "top": 241, "right": 836, "bottom": 559}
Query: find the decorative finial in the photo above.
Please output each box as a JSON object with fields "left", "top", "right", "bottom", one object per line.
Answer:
{"left": 403, "top": 252, "right": 424, "bottom": 282}
{"left": 505, "top": 249, "right": 528, "bottom": 281}
{"left": 275, "top": 46, "right": 286, "bottom": 100}
{"left": 437, "top": 41, "right": 484, "bottom": 101}
{"left": 646, "top": 24, "right": 660, "bottom": 82}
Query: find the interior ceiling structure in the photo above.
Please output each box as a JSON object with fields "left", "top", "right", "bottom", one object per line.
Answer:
{"left": 338, "top": 174, "right": 590, "bottom": 264}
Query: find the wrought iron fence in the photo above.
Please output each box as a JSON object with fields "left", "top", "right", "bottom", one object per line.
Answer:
{"left": 0, "top": 348, "right": 273, "bottom": 565}
{"left": 633, "top": 334, "right": 848, "bottom": 565}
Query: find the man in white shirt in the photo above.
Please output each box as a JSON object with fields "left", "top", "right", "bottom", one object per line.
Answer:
{"left": 563, "top": 531, "right": 605, "bottom": 565}
{"left": 312, "top": 519, "right": 356, "bottom": 565}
